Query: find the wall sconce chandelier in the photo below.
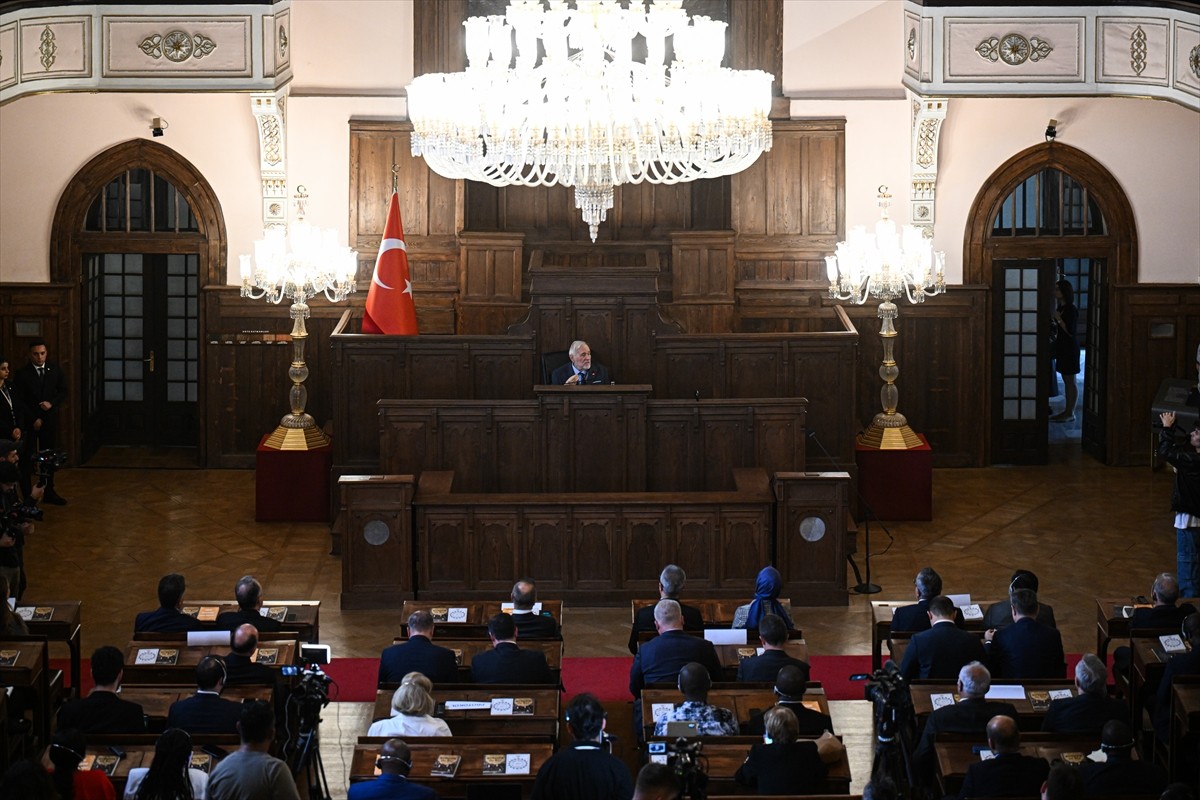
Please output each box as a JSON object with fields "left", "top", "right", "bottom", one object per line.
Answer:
{"left": 239, "top": 186, "right": 358, "bottom": 450}
{"left": 405, "top": 0, "right": 774, "bottom": 242}
{"left": 825, "top": 187, "right": 946, "bottom": 450}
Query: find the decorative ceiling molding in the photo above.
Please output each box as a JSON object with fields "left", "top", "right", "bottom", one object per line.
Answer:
{"left": 251, "top": 90, "right": 288, "bottom": 231}
{"left": 909, "top": 95, "right": 948, "bottom": 239}
{"left": 902, "top": 1, "right": 1199, "bottom": 111}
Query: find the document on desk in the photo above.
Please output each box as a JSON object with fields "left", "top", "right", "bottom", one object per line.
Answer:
{"left": 705, "top": 629, "right": 747, "bottom": 645}
{"left": 958, "top": 604, "right": 984, "bottom": 621}
{"left": 984, "top": 685, "right": 1026, "bottom": 700}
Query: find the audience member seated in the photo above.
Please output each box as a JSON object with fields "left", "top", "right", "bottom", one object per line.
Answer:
{"left": 898, "top": 594, "right": 986, "bottom": 680}
{"left": 633, "top": 763, "right": 682, "bottom": 800}
{"left": 736, "top": 613, "right": 808, "bottom": 682}
{"left": 166, "top": 655, "right": 244, "bottom": 735}
{"left": 367, "top": 672, "right": 451, "bottom": 738}
{"left": 984, "top": 588, "right": 1065, "bottom": 679}
{"left": 732, "top": 566, "right": 794, "bottom": 629}
{"left": 957, "top": 715, "right": 1049, "bottom": 799}
{"left": 1042, "top": 762, "right": 1084, "bottom": 800}
{"left": 0, "top": 576, "right": 27, "bottom": 635}
{"left": 378, "top": 609, "right": 459, "bottom": 686}
{"left": 652, "top": 662, "right": 738, "bottom": 737}
{"left": 214, "top": 575, "right": 283, "bottom": 633}
{"left": 744, "top": 663, "right": 833, "bottom": 737}
{"left": 347, "top": 738, "right": 436, "bottom": 800}
{"left": 47, "top": 728, "right": 117, "bottom": 800}
{"left": 628, "top": 564, "right": 705, "bottom": 654}
{"left": 1114, "top": 573, "right": 1198, "bottom": 677}
{"left": 207, "top": 700, "right": 300, "bottom": 800}
{"left": 1079, "top": 719, "right": 1167, "bottom": 796}
{"left": 57, "top": 645, "right": 146, "bottom": 734}
{"left": 982, "top": 569, "right": 1058, "bottom": 630}
{"left": 134, "top": 573, "right": 205, "bottom": 634}
{"left": 469, "top": 613, "right": 555, "bottom": 684}
{"left": 531, "top": 693, "right": 634, "bottom": 800}
{"left": 914, "top": 661, "right": 1018, "bottom": 774}
{"left": 1040, "top": 653, "right": 1127, "bottom": 734}
{"left": 0, "top": 758, "right": 58, "bottom": 798}
{"left": 550, "top": 340, "right": 610, "bottom": 386}
{"left": 734, "top": 706, "right": 842, "bottom": 795}
{"left": 510, "top": 578, "right": 559, "bottom": 638}
{"left": 223, "top": 624, "right": 276, "bottom": 685}
{"left": 122, "top": 728, "right": 209, "bottom": 800}
{"left": 891, "top": 567, "right": 964, "bottom": 632}
{"left": 1153, "top": 612, "right": 1200, "bottom": 741}
{"left": 863, "top": 776, "right": 899, "bottom": 800}
{"left": 629, "top": 600, "right": 722, "bottom": 699}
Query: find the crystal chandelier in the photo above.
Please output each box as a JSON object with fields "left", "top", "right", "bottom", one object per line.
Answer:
{"left": 825, "top": 187, "right": 946, "bottom": 450}
{"left": 406, "top": 0, "right": 775, "bottom": 241}
{"left": 239, "top": 186, "right": 358, "bottom": 450}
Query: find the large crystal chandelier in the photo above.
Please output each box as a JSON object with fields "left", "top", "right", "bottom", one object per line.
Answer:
{"left": 825, "top": 187, "right": 945, "bottom": 450}
{"left": 406, "top": 0, "right": 774, "bottom": 241}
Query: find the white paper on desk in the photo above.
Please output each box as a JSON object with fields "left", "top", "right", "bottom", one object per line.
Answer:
{"left": 501, "top": 602, "right": 541, "bottom": 613}
{"left": 490, "top": 698, "right": 514, "bottom": 716}
{"left": 135, "top": 648, "right": 159, "bottom": 664}
{"left": 1049, "top": 689, "right": 1073, "bottom": 701}
{"left": 929, "top": 693, "right": 956, "bottom": 710}
{"left": 959, "top": 604, "right": 984, "bottom": 621}
{"left": 1160, "top": 634, "right": 1187, "bottom": 653}
{"left": 947, "top": 594, "right": 971, "bottom": 607}
{"left": 705, "top": 629, "right": 747, "bottom": 645}
{"left": 447, "top": 607, "right": 469, "bottom": 623}
{"left": 984, "top": 685, "right": 1026, "bottom": 700}
{"left": 188, "top": 630, "right": 232, "bottom": 647}
{"left": 978, "top": 749, "right": 996, "bottom": 761}
{"left": 444, "top": 700, "right": 491, "bottom": 711}
{"left": 650, "top": 703, "right": 674, "bottom": 722}
{"left": 14, "top": 606, "right": 33, "bottom": 621}
{"left": 505, "top": 754, "right": 531, "bottom": 775}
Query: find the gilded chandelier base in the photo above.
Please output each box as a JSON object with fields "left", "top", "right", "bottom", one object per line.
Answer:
{"left": 857, "top": 412, "right": 924, "bottom": 450}
{"left": 263, "top": 413, "right": 330, "bottom": 450}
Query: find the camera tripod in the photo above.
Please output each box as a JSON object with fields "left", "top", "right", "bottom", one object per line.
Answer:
{"left": 287, "top": 696, "right": 332, "bottom": 800}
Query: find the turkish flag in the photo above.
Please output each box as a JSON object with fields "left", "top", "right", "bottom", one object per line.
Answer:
{"left": 361, "top": 191, "right": 418, "bottom": 335}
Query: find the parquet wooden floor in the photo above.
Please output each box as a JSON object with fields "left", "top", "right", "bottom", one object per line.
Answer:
{"left": 23, "top": 443, "right": 1178, "bottom": 797}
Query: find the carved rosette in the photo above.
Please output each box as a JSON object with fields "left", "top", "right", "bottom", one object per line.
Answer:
{"left": 278, "top": 25, "right": 288, "bottom": 59}
{"left": 977, "top": 33, "right": 1054, "bottom": 65}
{"left": 39, "top": 26, "right": 57, "bottom": 70}
{"left": 1189, "top": 44, "right": 1199, "bottom": 80}
{"left": 907, "top": 27, "right": 916, "bottom": 61}
{"left": 1130, "top": 26, "right": 1147, "bottom": 75}
{"left": 139, "top": 30, "right": 217, "bottom": 62}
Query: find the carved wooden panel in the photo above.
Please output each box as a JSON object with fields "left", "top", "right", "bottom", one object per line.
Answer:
{"left": 474, "top": 512, "right": 520, "bottom": 592}
{"left": 719, "top": 511, "right": 770, "bottom": 585}
{"left": 524, "top": 514, "right": 568, "bottom": 590}
{"left": 420, "top": 511, "right": 471, "bottom": 593}
{"left": 572, "top": 513, "right": 617, "bottom": 591}
{"left": 338, "top": 475, "right": 416, "bottom": 608}
{"left": 540, "top": 387, "right": 650, "bottom": 493}
{"left": 774, "top": 472, "right": 850, "bottom": 606}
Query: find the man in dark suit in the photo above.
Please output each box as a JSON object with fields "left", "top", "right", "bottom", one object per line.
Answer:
{"left": 898, "top": 595, "right": 986, "bottom": 680}
{"left": 12, "top": 339, "right": 68, "bottom": 504}
{"left": 550, "top": 340, "right": 611, "bottom": 386}
{"left": 1079, "top": 719, "right": 1168, "bottom": 795}
{"left": 378, "top": 609, "right": 459, "bottom": 685}
{"left": 629, "top": 599, "right": 722, "bottom": 698}
{"left": 628, "top": 564, "right": 705, "bottom": 654}
{"left": 134, "top": 572, "right": 206, "bottom": 634}
{"left": 737, "top": 613, "right": 808, "bottom": 682}
{"left": 224, "top": 623, "right": 278, "bottom": 685}
{"left": 215, "top": 575, "right": 283, "bottom": 633}
{"left": 744, "top": 663, "right": 833, "bottom": 737}
{"left": 510, "top": 578, "right": 559, "bottom": 638}
{"left": 166, "top": 655, "right": 244, "bottom": 735}
{"left": 1153, "top": 612, "right": 1200, "bottom": 740}
{"left": 56, "top": 646, "right": 146, "bottom": 734}
{"left": 469, "top": 613, "right": 555, "bottom": 684}
{"left": 982, "top": 569, "right": 1058, "bottom": 630}
{"left": 890, "top": 567, "right": 965, "bottom": 633}
{"left": 914, "top": 661, "right": 1018, "bottom": 774}
{"left": 984, "top": 588, "right": 1065, "bottom": 679}
{"left": 957, "top": 715, "right": 1049, "bottom": 799}
{"left": 1132, "top": 572, "right": 1197, "bottom": 629}
{"left": 1041, "top": 653, "right": 1127, "bottom": 734}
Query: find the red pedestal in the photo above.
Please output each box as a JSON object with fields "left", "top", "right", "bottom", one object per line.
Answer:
{"left": 855, "top": 434, "right": 932, "bottom": 521}
{"left": 255, "top": 435, "right": 332, "bottom": 522}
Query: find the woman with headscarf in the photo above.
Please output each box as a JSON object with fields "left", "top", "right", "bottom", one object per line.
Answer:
{"left": 732, "top": 566, "right": 795, "bottom": 629}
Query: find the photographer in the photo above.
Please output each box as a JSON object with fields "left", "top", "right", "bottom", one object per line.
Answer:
{"left": 0, "top": 461, "right": 35, "bottom": 599}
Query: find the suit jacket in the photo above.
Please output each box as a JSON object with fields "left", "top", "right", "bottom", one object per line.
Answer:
{"left": 0, "top": 383, "right": 27, "bottom": 440}
{"left": 348, "top": 773, "right": 438, "bottom": 800}
{"left": 898, "top": 620, "right": 986, "bottom": 680}
{"left": 1079, "top": 754, "right": 1168, "bottom": 796}
{"left": 736, "top": 648, "right": 809, "bottom": 683}
{"left": 13, "top": 361, "right": 68, "bottom": 414}
{"left": 958, "top": 751, "right": 1049, "bottom": 799}
{"left": 214, "top": 607, "right": 284, "bottom": 633}
{"left": 744, "top": 699, "right": 833, "bottom": 737}
{"left": 890, "top": 598, "right": 965, "bottom": 633}
{"left": 550, "top": 362, "right": 611, "bottom": 386}
{"left": 57, "top": 690, "right": 146, "bottom": 734}
{"left": 134, "top": 606, "right": 206, "bottom": 634}
{"left": 1153, "top": 646, "right": 1200, "bottom": 739}
{"left": 734, "top": 740, "right": 827, "bottom": 795}
{"left": 224, "top": 651, "right": 277, "bottom": 685}
{"left": 629, "top": 629, "right": 722, "bottom": 697}
{"left": 1040, "top": 691, "right": 1128, "bottom": 734}
{"left": 378, "top": 635, "right": 460, "bottom": 685}
{"left": 988, "top": 617, "right": 1065, "bottom": 679}
{"left": 166, "top": 691, "right": 244, "bottom": 734}
{"left": 982, "top": 600, "right": 1057, "bottom": 630}
{"left": 914, "top": 697, "right": 1019, "bottom": 767}
{"left": 1130, "top": 602, "right": 1198, "bottom": 630}
{"left": 627, "top": 600, "right": 705, "bottom": 654}
{"left": 469, "top": 642, "right": 555, "bottom": 685}
{"left": 511, "top": 610, "right": 560, "bottom": 638}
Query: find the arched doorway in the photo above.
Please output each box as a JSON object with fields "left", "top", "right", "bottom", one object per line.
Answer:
{"left": 51, "top": 140, "right": 225, "bottom": 465}
{"left": 964, "top": 142, "right": 1137, "bottom": 465}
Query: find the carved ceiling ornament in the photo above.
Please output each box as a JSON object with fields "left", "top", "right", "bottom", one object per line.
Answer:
{"left": 278, "top": 24, "right": 288, "bottom": 59}
{"left": 1130, "top": 25, "right": 1147, "bottom": 75}
{"left": 39, "top": 26, "right": 57, "bottom": 70}
{"left": 1189, "top": 44, "right": 1199, "bottom": 80}
{"left": 976, "top": 32, "right": 1054, "bottom": 65}
{"left": 139, "top": 30, "right": 217, "bottom": 62}
{"left": 907, "top": 27, "right": 916, "bottom": 61}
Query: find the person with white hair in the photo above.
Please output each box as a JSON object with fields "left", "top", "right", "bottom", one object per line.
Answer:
{"left": 1041, "top": 653, "right": 1127, "bottom": 734}
{"left": 914, "top": 661, "right": 1018, "bottom": 777}
{"left": 550, "top": 340, "right": 611, "bottom": 385}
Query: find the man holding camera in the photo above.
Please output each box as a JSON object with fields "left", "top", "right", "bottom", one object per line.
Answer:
{"left": 0, "top": 460, "right": 40, "bottom": 599}
{"left": 13, "top": 339, "right": 68, "bottom": 505}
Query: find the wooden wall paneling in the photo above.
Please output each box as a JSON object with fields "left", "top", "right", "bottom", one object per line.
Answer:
{"left": 726, "top": 344, "right": 784, "bottom": 397}
{"left": 418, "top": 510, "right": 473, "bottom": 593}
{"left": 338, "top": 475, "right": 416, "bottom": 608}
{"left": 622, "top": 512, "right": 669, "bottom": 591}
{"left": 719, "top": 509, "right": 772, "bottom": 588}
{"left": 753, "top": 402, "right": 807, "bottom": 477}
{"left": 458, "top": 232, "right": 524, "bottom": 303}
{"left": 655, "top": 343, "right": 722, "bottom": 400}
{"left": 0, "top": 283, "right": 75, "bottom": 457}
{"left": 538, "top": 387, "right": 649, "bottom": 492}
{"left": 473, "top": 510, "right": 521, "bottom": 592}
{"left": 804, "top": 133, "right": 843, "bottom": 237}
{"left": 646, "top": 417, "right": 701, "bottom": 492}
{"left": 773, "top": 472, "right": 850, "bottom": 606}
{"left": 668, "top": 231, "right": 736, "bottom": 333}
{"left": 729, "top": 0, "right": 782, "bottom": 96}
{"left": 701, "top": 416, "right": 749, "bottom": 491}
{"left": 413, "top": 0, "right": 466, "bottom": 76}
{"left": 571, "top": 512, "right": 618, "bottom": 591}
{"left": 670, "top": 509, "right": 719, "bottom": 589}
{"left": 494, "top": 415, "right": 542, "bottom": 493}
{"left": 379, "top": 412, "right": 433, "bottom": 479}
{"left": 523, "top": 513, "right": 569, "bottom": 590}
{"left": 789, "top": 342, "right": 857, "bottom": 472}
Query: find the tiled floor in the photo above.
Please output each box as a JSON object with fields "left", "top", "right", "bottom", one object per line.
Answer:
{"left": 22, "top": 441, "right": 1179, "bottom": 798}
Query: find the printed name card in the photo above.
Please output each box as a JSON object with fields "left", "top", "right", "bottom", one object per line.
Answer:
{"left": 444, "top": 700, "right": 491, "bottom": 711}
{"left": 959, "top": 604, "right": 984, "bottom": 621}
{"left": 0, "top": 650, "right": 20, "bottom": 667}
{"left": 930, "top": 693, "right": 956, "bottom": 710}
{"left": 432, "top": 607, "right": 469, "bottom": 623}
{"left": 1160, "top": 634, "right": 1188, "bottom": 654}
{"left": 704, "top": 629, "right": 747, "bottom": 645}
{"left": 135, "top": 648, "right": 160, "bottom": 664}
{"left": 501, "top": 602, "right": 542, "bottom": 613}
{"left": 650, "top": 703, "right": 674, "bottom": 722}
{"left": 490, "top": 698, "right": 514, "bottom": 715}
{"left": 1048, "top": 689, "right": 1074, "bottom": 700}
{"left": 946, "top": 593, "right": 972, "bottom": 607}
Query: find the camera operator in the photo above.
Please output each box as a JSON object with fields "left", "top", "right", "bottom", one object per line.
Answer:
{"left": 0, "top": 460, "right": 39, "bottom": 600}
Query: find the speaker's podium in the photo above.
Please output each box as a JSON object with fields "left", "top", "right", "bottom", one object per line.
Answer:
{"left": 855, "top": 434, "right": 932, "bottom": 521}
{"left": 255, "top": 434, "right": 332, "bottom": 521}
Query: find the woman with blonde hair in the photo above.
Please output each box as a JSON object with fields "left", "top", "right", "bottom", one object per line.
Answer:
{"left": 366, "top": 671, "right": 451, "bottom": 737}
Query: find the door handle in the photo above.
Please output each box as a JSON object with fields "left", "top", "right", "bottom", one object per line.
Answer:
{"left": 144, "top": 350, "right": 155, "bottom": 373}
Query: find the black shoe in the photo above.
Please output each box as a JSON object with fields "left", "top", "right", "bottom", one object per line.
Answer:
{"left": 43, "top": 491, "right": 67, "bottom": 506}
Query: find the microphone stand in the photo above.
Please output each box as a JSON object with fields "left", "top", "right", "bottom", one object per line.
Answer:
{"left": 807, "top": 429, "right": 894, "bottom": 595}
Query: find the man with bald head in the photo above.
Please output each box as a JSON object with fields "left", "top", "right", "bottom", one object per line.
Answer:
{"left": 348, "top": 738, "right": 436, "bottom": 799}
{"left": 1132, "top": 572, "right": 1197, "bottom": 629}
{"left": 1078, "top": 719, "right": 1167, "bottom": 795}
{"left": 629, "top": 599, "right": 722, "bottom": 698}
{"left": 224, "top": 624, "right": 276, "bottom": 685}
{"left": 510, "top": 578, "right": 559, "bottom": 638}
{"left": 216, "top": 575, "right": 283, "bottom": 633}
{"left": 915, "top": 661, "right": 1018, "bottom": 774}
{"left": 958, "top": 716, "right": 1049, "bottom": 798}
{"left": 652, "top": 662, "right": 738, "bottom": 736}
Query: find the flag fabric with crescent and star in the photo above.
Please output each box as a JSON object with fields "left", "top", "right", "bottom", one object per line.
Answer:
{"left": 362, "top": 191, "right": 418, "bottom": 335}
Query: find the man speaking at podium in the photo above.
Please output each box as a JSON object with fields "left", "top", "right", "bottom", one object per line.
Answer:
{"left": 552, "top": 340, "right": 611, "bottom": 386}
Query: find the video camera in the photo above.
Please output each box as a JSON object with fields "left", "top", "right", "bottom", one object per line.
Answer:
{"left": 33, "top": 449, "right": 67, "bottom": 481}
{"left": 647, "top": 738, "right": 708, "bottom": 800}
{"left": 862, "top": 660, "right": 909, "bottom": 705}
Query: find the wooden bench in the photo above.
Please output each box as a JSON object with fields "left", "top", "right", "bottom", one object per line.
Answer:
{"left": 641, "top": 683, "right": 828, "bottom": 739}
{"left": 122, "top": 638, "right": 298, "bottom": 685}
{"left": 632, "top": 598, "right": 793, "bottom": 627}
{"left": 349, "top": 739, "right": 554, "bottom": 798}
{"left": 641, "top": 735, "right": 851, "bottom": 794}
{"left": 371, "top": 685, "right": 560, "bottom": 740}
